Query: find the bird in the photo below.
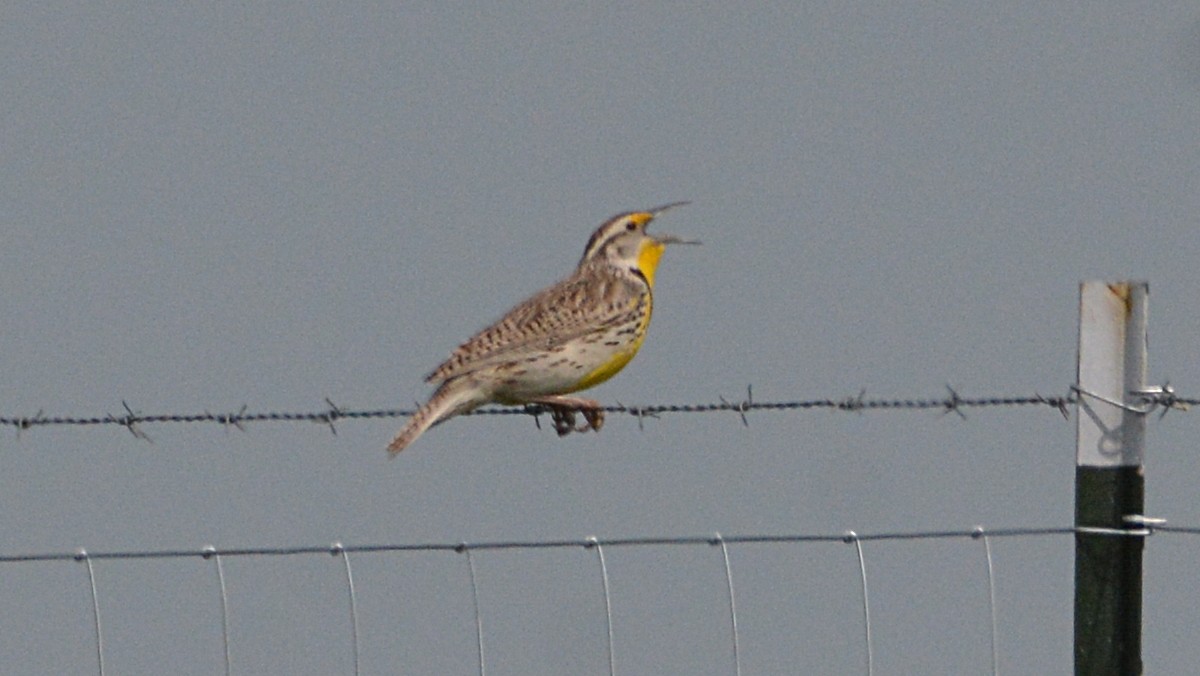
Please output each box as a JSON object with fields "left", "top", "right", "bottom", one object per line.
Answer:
{"left": 387, "top": 202, "right": 698, "bottom": 456}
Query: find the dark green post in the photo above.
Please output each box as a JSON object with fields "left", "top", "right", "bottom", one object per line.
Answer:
{"left": 1074, "top": 281, "right": 1148, "bottom": 676}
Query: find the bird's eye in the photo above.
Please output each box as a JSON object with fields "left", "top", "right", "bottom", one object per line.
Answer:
{"left": 625, "top": 221, "right": 637, "bottom": 231}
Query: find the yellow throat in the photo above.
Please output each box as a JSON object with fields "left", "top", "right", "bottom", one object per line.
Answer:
{"left": 636, "top": 237, "right": 666, "bottom": 288}
{"left": 570, "top": 236, "right": 664, "bottom": 391}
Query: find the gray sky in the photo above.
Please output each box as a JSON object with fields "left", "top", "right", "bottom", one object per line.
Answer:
{"left": 3, "top": 3, "right": 1200, "bottom": 674}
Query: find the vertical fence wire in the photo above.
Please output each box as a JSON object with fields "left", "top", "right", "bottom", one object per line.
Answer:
{"left": 332, "top": 543, "right": 361, "bottom": 676}
{"left": 462, "top": 546, "right": 487, "bottom": 676}
{"left": 587, "top": 537, "right": 617, "bottom": 676}
{"left": 4, "top": 527, "right": 1110, "bottom": 673}
{"left": 75, "top": 549, "right": 105, "bottom": 676}
{"left": 202, "top": 546, "right": 233, "bottom": 676}
{"left": 713, "top": 534, "right": 742, "bottom": 676}
{"left": 975, "top": 528, "right": 1000, "bottom": 676}
{"left": 845, "top": 533, "right": 873, "bottom": 676}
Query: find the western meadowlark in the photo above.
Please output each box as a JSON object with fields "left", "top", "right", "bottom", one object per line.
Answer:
{"left": 387, "top": 202, "right": 697, "bottom": 455}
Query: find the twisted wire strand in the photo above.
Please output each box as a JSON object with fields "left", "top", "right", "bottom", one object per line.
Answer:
{"left": 0, "top": 390, "right": 1113, "bottom": 436}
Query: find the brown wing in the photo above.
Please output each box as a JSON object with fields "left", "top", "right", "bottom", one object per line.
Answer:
{"left": 426, "top": 267, "right": 640, "bottom": 384}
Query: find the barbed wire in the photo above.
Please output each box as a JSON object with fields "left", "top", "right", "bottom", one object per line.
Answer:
{"left": 1, "top": 383, "right": 1193, "bottom": 440}
{"left": 3, "top": 523, "right": 1195, "bottom": 565}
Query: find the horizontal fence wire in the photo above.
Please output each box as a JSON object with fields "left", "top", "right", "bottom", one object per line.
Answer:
{"left": 0, "top": 384, "right": 1194, "bottom": 438}
{"left": 2, "top": 525, "right": 1194, "bottom": 565}
{"left": 9, "top": 526, "right": 1199, "bottom": 676}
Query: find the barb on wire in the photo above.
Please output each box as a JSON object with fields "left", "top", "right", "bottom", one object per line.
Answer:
{"left": 1039, "top": 392, "right": 1071, "bottom": 420}
{"left": 941, "top": 385, "right": 967, "bottom": 420}
{"left": 320, "top": 398, "right": 344, "bottom": 436}
{"left": 15, "top": 409, "right": 45, "bottom": 440}
{"left": 718, "top": 385, "right": 754, "bottom": 427}
{"left": 0, "top": 386, "right": 1126, "bottom": 439}
{"left": 839, "top": 389, "right": 867, "bottom": 413}
{"left": 212, "top": 405, "right": 248, "bottom": 434}
{"left": 113, "top": 401, "right": 152, "bottom": 443}
{"left": 524, "top": 404, "right": 545, "bottom": 431}
{"left": 1131, "top": 382, "right": 1190, "bottom": 419}
{"left": 613, "top": 400, "right": 660, "bottom": 432}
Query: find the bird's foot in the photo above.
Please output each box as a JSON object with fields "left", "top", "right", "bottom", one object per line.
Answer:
{"left": 580, "top": 407, "right": 605, "bottom": 433}
{"left": 530, "top": 398, "right": 605, "bottom": 437}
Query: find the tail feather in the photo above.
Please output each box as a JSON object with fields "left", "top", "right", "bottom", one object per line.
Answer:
{"left": 387, "top": 380, "right": 486, "bottom": 456}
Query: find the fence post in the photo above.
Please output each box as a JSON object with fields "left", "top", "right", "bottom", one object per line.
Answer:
{"left": 1074, "top": 281, "right": 1147, "bottom": 675}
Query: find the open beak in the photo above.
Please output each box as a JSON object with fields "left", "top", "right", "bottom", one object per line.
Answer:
{"left": 649, "top": 201, "right": 691, "bottom": 217}
{"left": 656, "top": 234, "right": 701, "bottom": 246}
{"left": 648, "top": 201, "right": 701, "bottom": 246}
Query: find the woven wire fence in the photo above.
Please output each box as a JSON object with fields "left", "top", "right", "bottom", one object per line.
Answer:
{"left": 4, "top": 525, "right": 1198, "bottom": 676}
{"left": 3, "top": 386, "right": 1197, "bottom": 673}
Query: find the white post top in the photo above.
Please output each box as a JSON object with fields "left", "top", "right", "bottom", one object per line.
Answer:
{"left": 1075, "top": 281, "right": 1148, "bottom": 468}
